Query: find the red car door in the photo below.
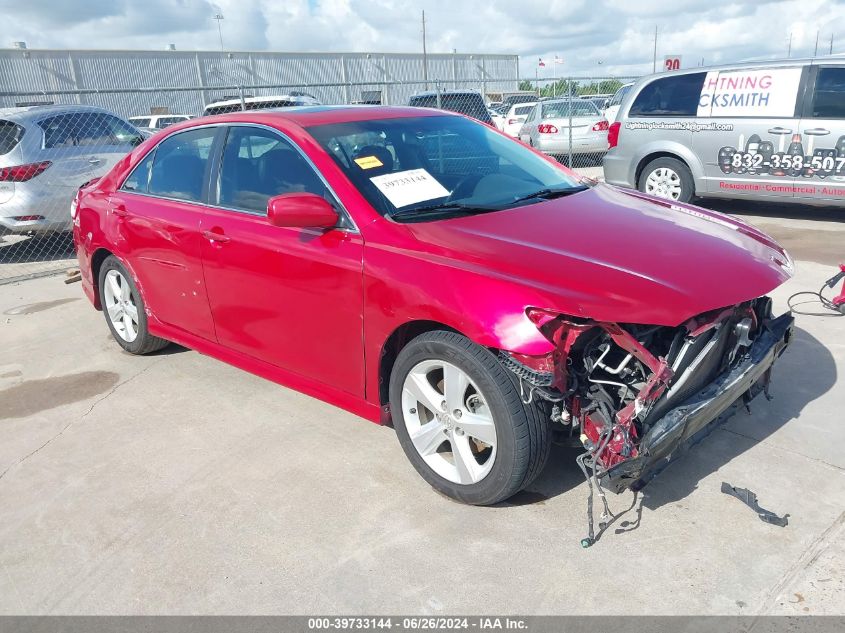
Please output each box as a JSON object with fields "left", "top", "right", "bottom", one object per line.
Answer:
{"left": 109, "top": 127, "right": 218, "bottom": 341}
{"left": 200, "top": 125, "right": 365, "bottom": 397}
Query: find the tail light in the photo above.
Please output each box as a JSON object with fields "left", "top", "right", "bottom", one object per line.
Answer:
{"left": 592, "top": 120, "right": 609, "bottom": 132}
{"left": 538, "top": 124, "right": 559, "bottom": 134}
{"left": 608, "top": 121, "right": 621, "bottom": 149}
{"left": 0, "top": 161, "right": 52, "bottom": 182}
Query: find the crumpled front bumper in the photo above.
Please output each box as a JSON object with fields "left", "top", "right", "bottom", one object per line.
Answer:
{"left": 601, "top": 312, "right": 795, "bottom": 493}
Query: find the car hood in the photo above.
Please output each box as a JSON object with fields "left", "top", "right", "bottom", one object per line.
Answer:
{"left": 402, "top": 184, "right": 792, "bottom": 326}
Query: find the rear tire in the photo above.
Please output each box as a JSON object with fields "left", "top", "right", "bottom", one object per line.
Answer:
{"left": 389, "top": 331, "right": 550, "bottom": 505}
{"left": 98, "top": 255, "right": 169, "bottom": 355}
{"left": 638, "top": 157, "right": 695, "bottom": 203}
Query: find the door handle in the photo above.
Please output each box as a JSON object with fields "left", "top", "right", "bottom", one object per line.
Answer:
{"left": 202, "top": 229, "right": 230, "bottom": 243}
{"left": 803, "top": 128, "right": 830, "bottom": 136}
{"left": 767, "top": 127, "right": 792, "bottom": 135}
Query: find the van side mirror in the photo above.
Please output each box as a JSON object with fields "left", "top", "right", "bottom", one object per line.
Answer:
{"left": 267, "top": 192, "right": 339, "bottom": 229}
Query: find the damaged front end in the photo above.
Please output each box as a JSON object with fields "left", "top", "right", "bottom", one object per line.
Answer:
{"left": 499, "top": 298, "right": 794, "bottom": 545}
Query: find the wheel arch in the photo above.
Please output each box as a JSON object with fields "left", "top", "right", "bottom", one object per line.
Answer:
{"left": 378, "top": 320, "right": 462, "bottom": 407}
{"left": 89, "top": 247, "right": 115, "bottom": 310}
{"left": 635, "top": 151, "right": 690, "bottom": 186}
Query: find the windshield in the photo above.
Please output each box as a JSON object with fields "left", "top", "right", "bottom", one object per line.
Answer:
{"left": 307, "top": 115, "right": 585, "bottom": 222}
{"left": 541, "top": 101, "right": 600, "bottom": 119}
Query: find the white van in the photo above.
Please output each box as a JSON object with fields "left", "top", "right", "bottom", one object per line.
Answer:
{"left": 603, "top": 57, "right": 845, "bottom": 206}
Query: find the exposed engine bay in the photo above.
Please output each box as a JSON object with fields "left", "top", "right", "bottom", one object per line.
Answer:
{"left": 499, "top": 296, "right": 794, "bottom": 546}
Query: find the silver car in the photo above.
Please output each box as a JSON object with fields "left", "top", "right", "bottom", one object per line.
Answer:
{"left": 603, "top": 57, "right": 845, "bottom": 206}
{"left": 518, "top": 98, "right": 609, "bottom": 158}
{"left": 0, "top": 105, "right": 143, "bottom": 234}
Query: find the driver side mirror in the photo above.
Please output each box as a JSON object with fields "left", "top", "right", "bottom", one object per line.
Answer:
{"left": 267, "top": 192, "right": 339, "bottom": 229}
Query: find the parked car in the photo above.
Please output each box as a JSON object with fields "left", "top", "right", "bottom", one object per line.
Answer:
{"left": 0, "top": 105, "right": 143, "bottom": 235}
{"left": 128, "top": 114, "right": 193, "bottom": 133}
{"left": 204, "top": 93, "right": 321, "bottom": 116}
{"left": 498, "top": 92, "right": 539, "bottom": 111}
{"left": 73, "top": 106, "right": 794, "bottom": 513}
{"left": 408, "top": 90, "right": 493, "bottom": 125}
{"left": 603, "top": 57, "right": 845, "bottom": 206}
{"left": 518, "top": 98, "right": 609, "bottom": 159}
{"left": 603, "top": 82, "right": 633, "bottom": 122}
{"left": 488, "top": 107, "right": 506, "bottom": 131}
{"left": 502, "top": 101, "right": 537, "bottom": 137}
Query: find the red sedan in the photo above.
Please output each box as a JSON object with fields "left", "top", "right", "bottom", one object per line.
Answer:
{"left": 73, "top": 106, "right": 794, "bottom": 526}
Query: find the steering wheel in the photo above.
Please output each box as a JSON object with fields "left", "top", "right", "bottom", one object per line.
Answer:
{"left": 445, "top": 172, "right": 485, "bottom": 203}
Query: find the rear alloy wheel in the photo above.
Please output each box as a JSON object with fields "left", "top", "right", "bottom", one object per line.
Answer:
{"left": 390, "top": 331, "right": 550, "bottom": 505}
{"left": 98, "top": 255, "right": 169, "bottom": 355}
{"left": 639, "top": 157, "right": 694, "bottom": 203}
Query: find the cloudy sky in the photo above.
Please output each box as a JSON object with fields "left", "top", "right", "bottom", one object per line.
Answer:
{"left": 0, "top": 0, "right": 843, "bottom": 77}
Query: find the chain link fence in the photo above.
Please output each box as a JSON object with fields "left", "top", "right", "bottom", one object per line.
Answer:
{"left": 0, "top": 63, "right": 637, "bottom": 284}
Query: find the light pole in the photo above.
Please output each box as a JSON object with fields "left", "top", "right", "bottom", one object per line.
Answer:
{"left": 213, "top": 14, "right": 225, "bottom": 52}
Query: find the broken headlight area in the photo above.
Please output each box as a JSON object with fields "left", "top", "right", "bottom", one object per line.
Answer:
{"left": 500, "top": 297, "right": 794, "bottom": 546}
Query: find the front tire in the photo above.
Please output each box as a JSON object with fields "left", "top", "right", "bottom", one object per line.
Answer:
{"left": 389, "top": 331, "right": 550, "bottom": 505}
{"left": 98, "top": 255, "right": 169, "bottom": 355}
{"left": 638, "top": 156, "right": 695, "bottom": 203}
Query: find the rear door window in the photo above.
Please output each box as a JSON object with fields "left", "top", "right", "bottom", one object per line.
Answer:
{"left": 810, "top": 67, "right": 845, "bottom": 118}
{"left": 147, "top": 128, "right": 217, "bottom": 202}
{"left": 121, "top": 150, "right": 156, "bottom": 193}
{"left": 0, "top": 121, "right": 23, "bottom": 155}
{"left": 629, "top": 72, "right": 706, "bottom": 117}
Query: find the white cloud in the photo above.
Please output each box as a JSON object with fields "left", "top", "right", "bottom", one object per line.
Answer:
{"left": 0, "top": 0, "right": 842, "bottom": 78}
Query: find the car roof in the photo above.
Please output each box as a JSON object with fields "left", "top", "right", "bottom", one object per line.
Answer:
{"left": 0, "top": 104, "right": 114, "bottom": 122}
{"left": 204, "top": 95, "right": 316, "bottom": 109}
{"left": 182, "top": 105, "right": 452, "bottom": 129}
{"left": 409, "top": 90, "right": 483, "bottom": 98}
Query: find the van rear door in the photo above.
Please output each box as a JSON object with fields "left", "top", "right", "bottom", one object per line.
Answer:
{"left": 693, "top": 65, "right": 805, "bottom": 202}
{"left": 795, "top": 65, "right": 845, "bottom": 206}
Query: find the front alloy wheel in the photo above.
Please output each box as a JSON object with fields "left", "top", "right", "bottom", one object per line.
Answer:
{"left": 390, "top": 331, "right": 551, "bottom": 505}
{"left": 402, "top": 359, "right": 497, "bottom": 485}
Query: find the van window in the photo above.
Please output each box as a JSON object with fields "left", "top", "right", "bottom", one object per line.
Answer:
{"left": 629, "top": 73, "right": 706, "bottom": 117}
{"left": 811, "top": 68, "right": 845, "bottom": 119}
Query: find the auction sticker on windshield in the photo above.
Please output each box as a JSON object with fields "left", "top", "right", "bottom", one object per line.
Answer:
{"left": 370, "top": 169, "right": 450, "bottom": 208}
